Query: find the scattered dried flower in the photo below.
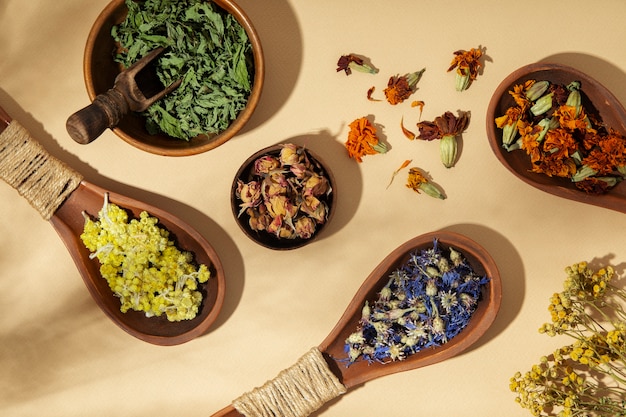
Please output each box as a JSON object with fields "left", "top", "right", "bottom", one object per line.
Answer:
{"left": 384, "top": 68, "right": 426, "bottom": 105}
{"left": 416, "top": 110, "right": 471, "bottom": 168}
{"left": 235, "top": 144, "right": 332, "bottom": 240}
{"left": 345, "top": 117, "right": 388, "bottom": 162}
{"left": 387, "top": 159, "right": 412, "bottom": 189}
{"left": 406, "top": 167, "right": 446, "bottom": 199}
{"left": 447, "top": 47, "right": 484, "bottom": 91}
{"left": 344, "top": 239, "right": 489, "bottom": 364}
{"left": 495, "top": 79, "right": 626, "bottom": 194}
{"left": 336, "top": 54, "right": 378, "bottom": 75}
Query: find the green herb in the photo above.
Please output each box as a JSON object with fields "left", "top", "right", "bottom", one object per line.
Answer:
{"left": 112, "top": 0, "right": 254, "bottom": 141}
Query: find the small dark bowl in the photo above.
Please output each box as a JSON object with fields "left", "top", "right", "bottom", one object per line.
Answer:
{"left": 231, "top": 144, "right": 336, "bottom": 250}
{"left": 486, "top": 63, "right": 626, "bottom": 213}
{"left": 83, "top": 0, "right": 264, "bottom": 156}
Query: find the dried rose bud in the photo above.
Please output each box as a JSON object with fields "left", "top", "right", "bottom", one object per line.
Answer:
{"left": 262, "top": 177, "right": 287, "bottom": 199}
{"left": 279, "top": 143, "right": 302, "bottom": 166}
{"left": 254, "top": 155, "right": 281, "bottom": 175}
{"left": 236, "top": 180, "right": 262, "bottom": 216}
{"left": 304, "top": 173, "right": 331, "bottom": 197}
{"left": 295, "top": 217, "right": 316, "bottom": 239}
{"left": 267, "top": 214, "right": 283, "bottom": 236}
{"left": 289, "top": 163, "right": 308, "bottom": 179}
{"left": 301, "top": 195, "right": 327, "bottom": 223}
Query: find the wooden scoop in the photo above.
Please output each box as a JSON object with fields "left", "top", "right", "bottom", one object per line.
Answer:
{"left": 66, "top": 47, "right": 182, "bottom": 145}
{"left": 211, "top": 230, "right": 502, "bottom": 417}
{"left": 0, "top": 105, "right": 224, "bottom": 346}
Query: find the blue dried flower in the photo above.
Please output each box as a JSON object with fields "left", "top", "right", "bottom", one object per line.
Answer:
{"left": 344, "top": 238, "right": 490, "bottom": 365}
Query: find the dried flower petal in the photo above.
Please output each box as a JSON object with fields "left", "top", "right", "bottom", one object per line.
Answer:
{"left": 367, "top": 86, "right": 381, "bottom": 101}
{"left": 400, "top": 117, "right": 416, "bottom": 140}
{"left": 411, "top": 100, "right": 425, "bottom": 120}
{"left": 387, "top": 159, "right": 412, "bottom": 189}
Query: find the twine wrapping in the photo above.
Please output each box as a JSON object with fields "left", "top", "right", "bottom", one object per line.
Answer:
{"left": 232, "top": 347, "right": 347, "bottom": 417}
{"left": 0, "top": 120, "right": 83, "bottom": 220}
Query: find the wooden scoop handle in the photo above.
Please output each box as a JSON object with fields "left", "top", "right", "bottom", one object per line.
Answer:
{"left": 66, "top": 88, "right": 130, "bottom": 144}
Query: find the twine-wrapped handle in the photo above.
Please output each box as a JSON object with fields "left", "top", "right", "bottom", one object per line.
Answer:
{"left": 232, "top": 348, "right": 347, "bottom": 417}
{"left": 0, "top": 120, "right": 83, "bottom": 220}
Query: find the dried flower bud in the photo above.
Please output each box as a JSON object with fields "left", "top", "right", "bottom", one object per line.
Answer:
{"left": 254, "top": 155, "right": 281, "bottom": 175}
{"left": 440, "top": 135, "right": 458, "bottom": 168}
{"left": 294, "top": 217, "right": 316, "bottom": 239}
{"left": 304, "top": 174, "right": 330, "bottom": 197}
{"left": 525, "top": 80, "right": 550, "bottom": 101}
{"left": 279, "top": 143, "right": 302, "bottom": 165}
{"left": 236, "top": 180, "right": 262, "bottom": 216}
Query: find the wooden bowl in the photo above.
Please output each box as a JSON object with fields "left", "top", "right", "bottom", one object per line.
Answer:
{"left": 83, "top": 0, "right": 264, "bottom": 156}
{"left": 486, "top": 63, "right": 626, "bottom": 213}
{"left": 231, "top": 144, "right": 336, "bottom": 250}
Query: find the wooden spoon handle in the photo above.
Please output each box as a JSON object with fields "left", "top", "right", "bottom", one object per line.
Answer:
{"left": 213, "top": 348, "right": 346, "bottom": 417}
{"left": 0, "top": 118, "right": 82, "bottom": 219}
{"left": 66, "top": 88, "right": 130, "bottom": 144}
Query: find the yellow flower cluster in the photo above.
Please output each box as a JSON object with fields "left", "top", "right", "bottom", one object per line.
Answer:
{"left": 80, "top": 193, "right": 211, "bottom": 322}
{"left": 511, "top": 261, "right": 626, "bottom": 416}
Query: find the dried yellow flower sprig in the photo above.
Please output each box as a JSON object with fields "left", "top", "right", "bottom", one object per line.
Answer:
{"left": 510, "top": 261, "right": 626, "bottom": 416}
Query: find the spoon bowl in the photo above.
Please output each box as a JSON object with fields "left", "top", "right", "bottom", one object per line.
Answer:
{"left": 211, "top": 230, "right": 502, "bottom": 416}
{"left": 0, "top": 106, "right": 225, "bottom": 345}
{"left": 486, "top": 63, "right": 626, "bottom": 213}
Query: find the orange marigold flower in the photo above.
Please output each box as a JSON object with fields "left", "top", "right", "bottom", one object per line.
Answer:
{"left": 406, "top": 167, "right": 445, "bottom": 199}
{"left": 582, "top": 148, "right": 614, "bottom": 175}
{"left": 384, "top": 68, "right": 426, "bottom": 105}
{"left": 345, "top": 117, "right": 387, "bottom": 162}
{"left": 543, "top": 128, "right": 578, "bottom": 160}
{"left": 495, "top": 106, "right": 524, "bottom": 129}
{"left": 508, "top": 81, "right": 535, "bottom": 109}
{"left": 553, "top": 105, "right": 593, "bottom": 132}
{"left": 447, "top": 47, "right": 484, "bottom": 91}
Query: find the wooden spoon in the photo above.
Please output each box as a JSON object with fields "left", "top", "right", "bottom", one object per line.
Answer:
{"left": 486, "top": 63, "right": 626, "bottom": 214}
{"left": 211, "top": 230, "right": 502, "bottom": 417}
{"left": 0, "top": 105, "right": 225, "bottom": 346}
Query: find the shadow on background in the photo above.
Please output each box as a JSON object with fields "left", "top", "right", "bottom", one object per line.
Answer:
{"left": 442, "top": 223, "right": 525, "bottom": 350}
{"left": 540, "top": 52, "right": 626, "bottom": 107}
{"left": 234, "top": 0, "right": 303, "bottom": 136}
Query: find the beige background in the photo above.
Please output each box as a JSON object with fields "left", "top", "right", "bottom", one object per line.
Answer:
{"left": 1, "top": 1, "right": 626, "bottom": 416}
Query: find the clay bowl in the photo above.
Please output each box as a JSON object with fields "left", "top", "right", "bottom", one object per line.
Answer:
{"left": 231, "top": 143, "right": 336, "bottom": 250}
{"left": 83, "top": 0, "right": 264, "bottom": 156}
{"left": 486, "top": 63, "right": 626, "bottom": 213}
